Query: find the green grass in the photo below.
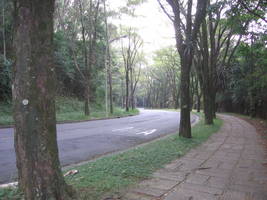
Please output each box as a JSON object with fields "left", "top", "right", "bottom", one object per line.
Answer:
{"left": 0, "top": 113, "right": 223, "bottom": 200}
{"left": 63, "top": 113, "right": 222, "bottom": 199}
{"left": 0, "top": 188, "right": 22, "bottom": 200}
{"left": 0, "top": 97, "right": 139, "bottom": 126}
{"left": 0, "top": 101, "right": 13, "bottom": 125}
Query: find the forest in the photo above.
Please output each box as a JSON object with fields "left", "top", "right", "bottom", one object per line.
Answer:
{"left": 0, "top": 0, "right": 266, "bottom": 123}
{"left": 0, "top": 0, "right": 266, "bottom": 199}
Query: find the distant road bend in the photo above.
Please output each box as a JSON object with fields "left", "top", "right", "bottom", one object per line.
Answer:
{"left": 0, "top": 109, "right": 197, "bottom": 184}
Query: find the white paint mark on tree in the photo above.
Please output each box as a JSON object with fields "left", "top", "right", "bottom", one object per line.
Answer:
{"left": 22, "top": 99, "right": 29, "bottom": 105}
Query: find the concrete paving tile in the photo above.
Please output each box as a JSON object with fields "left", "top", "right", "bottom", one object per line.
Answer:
{"left": 139, "top": 178, "right": 178, "bottom": 191}
{"left": 123, "top": 192, "right": 154, "bottom": 200}
{"left": 163, "top": 188, "right": 220, "bottom": 200}
{"left": 185, "top": 174, "right": 210, "bottom": 185}
{"left": 165, "top": 161, "right": 183, "bottom": 171}
{"left": 131, "top": 186, "right": 167, "bottom": 197}
{"left": 178, "top": 182, "right": 223, "bottom": 195}
{"left": 219, "top": 190, "right": 250, "bottom": 200}
{"left": 195, "top": 168, "right": 232, "bottom": 178}
{"left": 205, "top": 176, "right": 228, "bottom": 189}
{"left": 153, "top": 170, "right": 186, "bottom": 182}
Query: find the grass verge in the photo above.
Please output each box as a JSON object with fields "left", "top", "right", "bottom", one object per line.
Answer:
{"left": 0, "top": 113, "right": 223, "bottom": 200}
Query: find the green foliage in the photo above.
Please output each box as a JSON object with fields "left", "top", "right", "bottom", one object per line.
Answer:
{"left": 138, "top": 46, "right": 180, "bottom": 108}
{"left": 0, "top": 97, "right": 139, "bottom": 125}
{"left": 0, "top": 188, "right": 23, "bottom": 200}
{"left": 0, "top": 1, "right": 14, "bottom": 101}
{"left": 0, "top": 57, "right": 12, "bottom": 101}
{"left": 219, "top": 33, "right": 267, "bottom": 118}
{"left": 0, "top": 101, "right": 12, "bottom": 125}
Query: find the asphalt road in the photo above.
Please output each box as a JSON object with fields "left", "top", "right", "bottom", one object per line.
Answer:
{"left": 0, "top": 109, "right": 197, "bottom": 184}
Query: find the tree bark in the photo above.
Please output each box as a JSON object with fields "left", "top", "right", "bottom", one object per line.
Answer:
{"left": 179, "top": 51, "right": 192, "bottom": 138}
{"left": 108, "top": 53, "right": 113, "bottom": 114}
{"left": 2, "top": 0, "right": 6, "bottom": 61}
{"left": 13, "top": 0, "right": 75, "bottom": 199}
{"left": 165, "top": 0, "right": 208, "bottom": 138}
{"left": 130, "top": 67, "right": 135, "bottom": 110}
{"left": 78, "top": 0, "right": 90, "bottom": 116}
{"left": 125, "top": 70, "right": 129, "bottom": 112}
{"left": 103, "top": 0, "right": 113, "bottom": 114}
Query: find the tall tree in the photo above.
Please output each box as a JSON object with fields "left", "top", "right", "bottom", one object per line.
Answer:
{"left": 161, "top": 0, "right": 208, "bottom": 137}
{"left": 78, "top": 0, "right": 100, "bottom": 116}
{"left": 13, "top": 0, "right": 75, "bottom": 199}
{"left": 121, "top": 29, "right": 142, "bottom": 111}
{"left": 2, "top": 0, "right": 6, "bottom": 61}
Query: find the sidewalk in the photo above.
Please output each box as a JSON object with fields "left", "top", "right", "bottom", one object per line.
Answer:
{"left": 123, "top": 115, "right": 267, "bottom": 200}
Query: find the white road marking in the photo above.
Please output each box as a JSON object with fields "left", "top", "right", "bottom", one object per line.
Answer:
{"left": 112, "top": 127, "right": 134, "bottom": 132}
{"left": 136, "top": 129, "right": 157, "bottom": 136}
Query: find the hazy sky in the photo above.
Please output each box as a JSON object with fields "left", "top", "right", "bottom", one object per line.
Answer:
{"left": 109, "top": 0, "right": 175, "bottom": 61}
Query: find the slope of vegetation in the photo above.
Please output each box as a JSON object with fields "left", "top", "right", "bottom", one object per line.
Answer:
{"left": 0, "top": 97, "right": 139, "bottom": 126}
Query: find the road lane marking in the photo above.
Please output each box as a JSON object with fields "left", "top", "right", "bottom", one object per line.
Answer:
{"left": 136, "top": 129, "right": 157, "bottom": 136}
{"left": 112, "top": 127, "right": 134, "bottom": 132}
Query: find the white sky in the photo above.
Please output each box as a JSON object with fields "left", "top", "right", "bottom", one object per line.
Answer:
{"left": 108, "top": 0, "right": 175, "bottom": 62}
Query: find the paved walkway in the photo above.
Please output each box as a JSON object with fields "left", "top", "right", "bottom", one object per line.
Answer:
{"left": 123, "top": 115, "right": 267, "bottom": 200}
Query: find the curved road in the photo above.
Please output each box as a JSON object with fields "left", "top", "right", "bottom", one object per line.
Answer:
{"left": 0, "top": 109, "right": 197, "bottom": 184}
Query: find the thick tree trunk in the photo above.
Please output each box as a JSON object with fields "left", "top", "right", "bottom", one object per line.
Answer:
{"left": 13, "top": 1, "right": 75, "bottom": 199}
{"left": 165, "top": 0, "right": 207, "bottom": 138}
{"left": 179, "top": 55, "right": 192, "bottom": 138}
{"left": 201, "top": 20, "right": 214, "bottom": 124}
{"left": 202, "top": 60, "right": 214, "bottom": 124}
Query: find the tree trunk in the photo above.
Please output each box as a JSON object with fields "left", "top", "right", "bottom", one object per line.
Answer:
{"left": 179, "top": 54, "right": 192, "bottom": 138}
{"left": 108, "top": 60, "right": 113, "bottom": 114}
{"left": 166, "top": 0, "right": 208, "bottom": 138}
{"left": 79, "top": 0, "right": 90, "bottom": 116}
{"left": 130, "top": 67, "right": 134, "bottom": 110}
{"left": 197, "top": 95, "right": 201, "bottom": 112}
{"left": 13, "top": 1, "right": 75, "bottom": 199}
{"left": 201, "top": 19, "right": 214, "bottom": 124}
{"left": 203, "top": 85, "right": 214, "bottom": 124}
{"left": 103, "top": 0, "right": 113, "bottom": 114}
{"left": 125, "top": 70, "right": 129, "bottom": 112}
{"left": 2, "top": 0, "right": 6, "bottom": 61}
{"left": 196, "top": 79, "right": 201, "bottom": 113}
{"left": 84, "top": 85, "right": 90, "bottom": 116}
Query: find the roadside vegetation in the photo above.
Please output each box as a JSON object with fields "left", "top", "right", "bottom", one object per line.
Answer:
{"left": 0, "top": 0, "right": 266, "bottom": 199}
{"left": 0, "top": 113, "right": 223, "bottom": 200}
{"left": 0, "top": 97, "right": 139, "bottom": 126}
